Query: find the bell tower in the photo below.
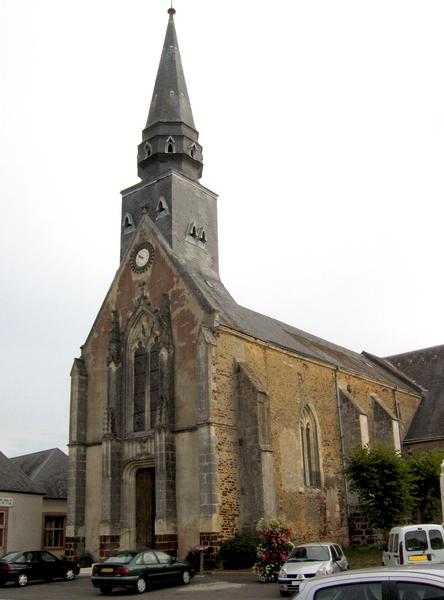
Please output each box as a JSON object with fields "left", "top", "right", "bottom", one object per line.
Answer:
{"left": 120, "top": 8, "right": 219, "bottom": 278}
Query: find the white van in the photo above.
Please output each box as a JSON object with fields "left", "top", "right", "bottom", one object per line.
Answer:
{"left": 383, "top": 524, "right": 444, "bottom": 566}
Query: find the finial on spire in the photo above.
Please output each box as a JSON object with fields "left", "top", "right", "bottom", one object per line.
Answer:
{"left": 168, "top": 2, "right": 176, "bottom": 16}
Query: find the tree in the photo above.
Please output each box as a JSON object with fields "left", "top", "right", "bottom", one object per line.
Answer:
{"left": 345, "top": 445, "right": 411, "bottom": 533}
{"left": 406, "top": 450, "right": 444, "bottom": 522}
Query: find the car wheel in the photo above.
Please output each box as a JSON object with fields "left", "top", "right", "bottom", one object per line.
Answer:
{"left": 181, "top": 570, "right": 191, "bottom": 585}
{"left": 100, "top": 588, "right": 113, "bottom": 595}
{"left": 135, "top": 577, "right": 147, "bottom": 594}
{"left": 64, "top": 568, "right": 76, "bottom": 580}
{"left": 16, "top": 573, "right": 28, "bottom": 587}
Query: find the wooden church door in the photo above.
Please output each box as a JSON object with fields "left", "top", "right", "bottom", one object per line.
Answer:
{"left": 136, "top": 467, "right": 155, "bottom": 548}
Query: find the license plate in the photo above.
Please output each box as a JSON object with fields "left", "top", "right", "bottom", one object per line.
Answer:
{"left": 409, "top": 555, "right": 427, "bottom": 561}
{"left": 292, "top": 581, "right": 299, "bottom": 586}
{"left": 101, "top": 568, "right": 114, "bottom": 572}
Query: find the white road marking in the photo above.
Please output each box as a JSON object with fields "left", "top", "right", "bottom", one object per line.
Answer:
{"left": 179, "top": 581, "right": 246, "bottom": 592}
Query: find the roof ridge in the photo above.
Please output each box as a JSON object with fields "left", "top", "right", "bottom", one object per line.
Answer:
{"left": 386, "top": 343, "right": 444, "bottom": 360}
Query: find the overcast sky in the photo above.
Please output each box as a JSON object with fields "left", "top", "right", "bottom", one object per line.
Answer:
{"left": 1, "top": 0, "right": 443, "bottom": 457}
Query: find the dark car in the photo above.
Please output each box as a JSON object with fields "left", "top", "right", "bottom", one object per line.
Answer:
{"left": 0, "top": 550, "right": 80, "bottom": 587}
{"left": 91, "top": 549, "right": 194, "bottom": 595}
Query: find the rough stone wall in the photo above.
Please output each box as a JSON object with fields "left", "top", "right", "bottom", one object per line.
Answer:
{"left": 403, "top": 439, "right": 444, "bottom": 455}
{"left": 210, "top": 329, "right": 422, "bottom": 547}
{"left": 348, "top": 507, "right": 384, "bottom": 547}
{"left": 339, "top": 389, "right": 365, "bottom": 454}
{"left": 336, "top": 374, "right": 420, "bottom": 447}
{"left": 212, "top": 329, "right": 348, "bottom": 545}
{"left": 372, "top": 397, "right": 395, "bottom": 446}
{"left": 396, "top": 390, "right": 422, "bottom": 441}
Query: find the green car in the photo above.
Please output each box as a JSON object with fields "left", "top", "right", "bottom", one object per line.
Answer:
{"left": 91, "top": 549, "right": 194, "bottom": 595}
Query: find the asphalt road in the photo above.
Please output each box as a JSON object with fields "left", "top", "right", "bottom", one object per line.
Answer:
{"left": 0, "top": 572, "right": 284, "bottom": 600}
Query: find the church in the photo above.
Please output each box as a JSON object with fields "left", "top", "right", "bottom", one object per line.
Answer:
{"left": 66, "top": 8, "right": 425, "bottom": 562}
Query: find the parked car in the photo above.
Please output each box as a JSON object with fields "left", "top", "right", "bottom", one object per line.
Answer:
{"left": 288, "top": 566, "right": 444, "bottom": 599}
{"left": 91, "top": 549, "right": 194, "bottom": 595}
{"left": 383, "top": 524, "right": 444, "bottom": 567}
{"left": 0, "top": 550, "right": 79, "bottom": 587}
{"left": 278, "top": 543, "right": 349, "bottom": 596}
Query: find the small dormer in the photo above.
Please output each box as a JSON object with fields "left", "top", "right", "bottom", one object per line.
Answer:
{"left": 156, "top": 197, "right": 169, "bottom": 220}
{"left": 166, "top": 137, "right": 175, "bottom": 154}
{"left": 122, "top": 212, "right": 135, "bottom": 234}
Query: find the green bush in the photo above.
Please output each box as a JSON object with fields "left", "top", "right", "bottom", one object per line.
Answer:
{"left": 345, "top": 445, "right": 411, "bottom": 533}
{"left": 217, "top": 534, "right": 258, "bottom": 569}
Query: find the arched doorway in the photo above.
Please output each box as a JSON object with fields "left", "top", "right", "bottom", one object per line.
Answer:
{"left": 136, "top": 467, "right": 156, "bottom": 548}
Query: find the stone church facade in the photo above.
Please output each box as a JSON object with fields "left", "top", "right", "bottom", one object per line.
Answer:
{"left": 66, "top": 9, "right": 423, "bottom": 561}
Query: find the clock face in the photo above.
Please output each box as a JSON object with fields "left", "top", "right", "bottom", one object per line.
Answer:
{"left": 135, "top": 247, "right": 150, "bottom": 268}
{"left": 130, "top": 242, "right": 155, "bottom": 273}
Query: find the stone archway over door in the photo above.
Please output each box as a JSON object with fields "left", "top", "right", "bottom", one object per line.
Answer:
{"left": 136, "top": 467, "right": 155, "bottom": 548}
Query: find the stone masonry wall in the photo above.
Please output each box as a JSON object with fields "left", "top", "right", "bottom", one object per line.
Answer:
{"left": 211, "top": 329, "right": 421, "bottom": 547}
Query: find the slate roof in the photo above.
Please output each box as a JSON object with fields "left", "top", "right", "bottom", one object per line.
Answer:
{"left": 146, "top": 9, "right": 195, "bottom": 130}
{"left": 0, "top": 451, "right": 44, "bottom": 495}
{"left": 10, "top": 448, "right": 68, "bottom": 499}
{"left": 386, "top": 345, "right": 444, "bottom": 443}
{"left": 188, "top": 271, "right": 421, "bottom": 394}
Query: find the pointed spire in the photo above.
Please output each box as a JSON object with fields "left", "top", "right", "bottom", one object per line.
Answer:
{"left": 146, "top": 8, "right": 195, "bottom": 130}
{"left": 137, "top": 8, "right": 203, "bottom": 182}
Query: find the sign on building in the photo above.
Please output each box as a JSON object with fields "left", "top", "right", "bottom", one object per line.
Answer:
{"left": 0, "top": 498, "right": 13, "bottom": 507}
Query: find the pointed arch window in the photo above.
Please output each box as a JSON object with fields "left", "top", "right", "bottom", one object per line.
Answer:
{"left": 190, "top": 143, "right": 197, "bottom": 159}
{"left": 300, "top": 406, "right": 321, "bottom": 487}
{"left": 199, "top": 228, "right": 207, "bottom": 244}
{"left": 132, "top": 340, "right": 165, "bottom": 432}
{"left": 156, "top": 197, "right": 168, "bottom": 216}
{"left": 144, "top": 142, "right": 153, "bottom": 158}
{"left": 166, "top": 137, "right": 175, "bottom": 153}
{"left": 123, "top": 212, "right": 135, "bottom": 234}
{"left": 133, "top": 343, "right": 147, "bottom": 432}
{"left": 149, "top": 341, "right": 160, "bottom": 428}
{"left": 187, "top": 222, "right": 197, "bottom": 238}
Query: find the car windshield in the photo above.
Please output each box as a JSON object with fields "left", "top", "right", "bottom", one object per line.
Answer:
{"left": 0, "top": 552, "right": 23, "bottom": 563}
{"left": 289, "top": 546, "right": 330, "bottom": 562}
{"left": 104, "top": 553, "right": 136, "bottom": 564}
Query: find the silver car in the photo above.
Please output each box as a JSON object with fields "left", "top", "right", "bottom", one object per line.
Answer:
{"left": 278, "top": 543, "right": 349, "bottom": 597}
{"left": 288, "top": 567, "right": 444, "bottom": 599}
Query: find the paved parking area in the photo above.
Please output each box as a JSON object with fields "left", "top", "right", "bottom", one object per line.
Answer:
{"left": 0, "top": 572, "right": 284, "bottom": 600}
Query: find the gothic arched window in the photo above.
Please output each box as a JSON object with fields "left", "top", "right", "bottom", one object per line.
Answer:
{"left": 199, "top": 229, "right": 207, "bottom": 244}
{"left": 166, "top": 137, "right": 175, "bottom": 153}
{"left": 133, "top": 343, "right": 147, "bottom": 432}
{"left": 149, "top": 342, "right": 160, "bottom": 428}
{"left": 300, "top": 406, "right": 321, "bottom": 487}
{"left": 132, "top": 341, "right": 163, "bottom": 431}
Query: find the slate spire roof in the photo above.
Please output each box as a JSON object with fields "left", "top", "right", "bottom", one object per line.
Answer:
{"left": 146, "top": 8, "right": 195, "bottom": 130}
{"left": 137, "top": 8, "right": 203, "bottom": 182}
